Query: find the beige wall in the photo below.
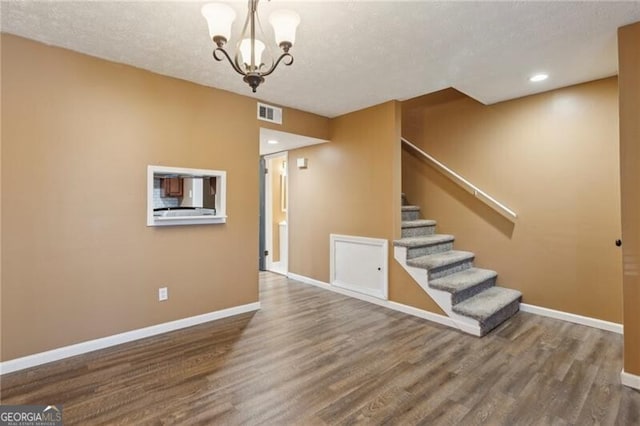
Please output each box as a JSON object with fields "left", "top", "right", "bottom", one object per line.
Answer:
{"left": 402, "top": 78, "right": 622, "bottom": 323}
{"left": 0, "top": 35, "right": 4, "bottom": 361}
{"left": 261, "top": 107, "right": 330, "bottom": 142}
{"left": 618, "top": 22, "right": 640, "bottom": 375}
{"left": 287, "top": 101, "right": 443, "bottom": 314}
{"left": 1, "top": 31, "right": 629, "bottom": 363}
{"left": 0, "top": 34, "right": 328, "bottom": 361}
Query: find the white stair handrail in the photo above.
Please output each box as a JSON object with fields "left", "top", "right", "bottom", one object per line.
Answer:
{"left": 401, "top": 137, "right": 517, "bottom": 222}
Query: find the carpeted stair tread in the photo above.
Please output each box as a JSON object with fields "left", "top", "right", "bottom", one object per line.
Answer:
{"left": 396, "top": 196, "right": 522, "bottom": 336}
{"left": 406, "top": 250, "right": 475, "bottom": 270}
{"left": 452, "top": 287, "right": 522, "bottom": 322}
{"left": 402, "top": 219, "right": 436, "bottom": 228}
{"left": 429, "top": 268, "right": 497, "bottom": 294}
{"left": 401, "top": 219, "right": 437, "bottom": 238}
{"left": 393, "top": 234, "right": 454, "bottom": 248}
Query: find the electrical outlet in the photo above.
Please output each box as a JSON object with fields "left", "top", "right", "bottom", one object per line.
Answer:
{"left": 158, "top": 287, "right": 168, "bottom": 301}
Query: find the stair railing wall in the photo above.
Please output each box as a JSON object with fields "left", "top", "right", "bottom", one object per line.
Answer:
{"left": 401, "top": 137, "right": 517, "bottom": 222}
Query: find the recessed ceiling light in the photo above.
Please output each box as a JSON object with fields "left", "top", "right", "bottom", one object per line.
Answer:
{"left": 267, "top": 139, "right": 279, "bottom": 145}
{"left": 529, "top": 73, "right": 549, "bottom": 82}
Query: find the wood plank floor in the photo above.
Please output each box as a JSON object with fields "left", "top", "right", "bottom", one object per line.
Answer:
{"left": 1, "top": 272, "right": 639, "bottom": 425}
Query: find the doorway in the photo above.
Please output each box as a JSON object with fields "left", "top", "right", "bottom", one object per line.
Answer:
{"left": 258, "top": 127, "right": 329, "bottom": 275}
{"left": 262, "top": 152, "right": 288, "bottom": 275}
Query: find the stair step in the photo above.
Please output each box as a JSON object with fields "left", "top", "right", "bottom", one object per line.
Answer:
{"left": 407, "top": 250, "right": 475, "bottom": 279}
{"left": 402, "top": 219, "right": 436, "bottom": 228}
{"left": 401, "top": 205, "right": 421, "bottom": 221}
{"left": 429, "top": 268, "right": 498, "bottom": 304}
{"left": 393, "top": 234, "right": 453, "bottom": 248}
{"left": 394, "top": 235, "right": 454, "bottom": 258}
{"left": 401, "top": 219, "right": 436, "bottom": 237}
{"left": 452, "top": 287, "right": 522, "bottom": 336}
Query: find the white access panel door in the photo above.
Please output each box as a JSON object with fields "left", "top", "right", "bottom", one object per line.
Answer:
{"left": 330, "top": 234, "right": 388, "bottom": 300}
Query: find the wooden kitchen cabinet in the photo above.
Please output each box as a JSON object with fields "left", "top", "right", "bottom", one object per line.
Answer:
{"left": 162, "top": 177, "right": 183, "bottom": 197}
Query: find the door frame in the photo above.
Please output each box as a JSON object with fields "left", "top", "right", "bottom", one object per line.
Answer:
{"left": 263, "top": 152, "right": 288, "bottom": 274}
{"left": 259, "top": 156, "right": 266, "bottom": 271}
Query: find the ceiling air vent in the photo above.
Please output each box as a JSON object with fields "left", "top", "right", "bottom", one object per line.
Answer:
{"left": 257, "top": 102, "right": 282, "bottom": 125}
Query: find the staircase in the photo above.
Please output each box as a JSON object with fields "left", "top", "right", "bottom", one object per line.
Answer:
{"left": 394, "top": 196, "right": 522, "bottom": 336}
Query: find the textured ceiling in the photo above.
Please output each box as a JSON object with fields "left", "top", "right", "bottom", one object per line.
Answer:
{"left": 2, "top": 1, "right": 640, "bottom": 118}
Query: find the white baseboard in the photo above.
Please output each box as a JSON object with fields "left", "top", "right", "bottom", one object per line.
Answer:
{"left": 0, "top": 302, "right": 261, "bottom": 375}
{"left": 288, "top": 273, "right": 625, "bottom": 337}
{"left": 287, "top": 272, "right": 455, "bottom": 329}
{"left": 621, "top": 369, "right": 640, "bottom": 390}
{"left": 386, "top": 300, "right": 457, "bottom": 329}
{"left": 520, "top": 303, "right": 623, "bottom": 334}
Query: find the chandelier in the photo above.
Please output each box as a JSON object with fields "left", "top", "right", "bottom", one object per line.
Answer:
{"left": 201, "top": 1, "right": 300, "bottom": 92}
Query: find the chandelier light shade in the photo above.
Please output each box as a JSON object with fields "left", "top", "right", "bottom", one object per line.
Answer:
{"left": 239, "top": 38, "right": 265, "bottom": 66}
{"left": 201, "top": 3, "right": 236, "bottom": 43}
{"left": 201, "top": 0, "right": 300, "bottom": 92}
{"left": 269, "top": 9, "right": 301, "bottom": 48}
